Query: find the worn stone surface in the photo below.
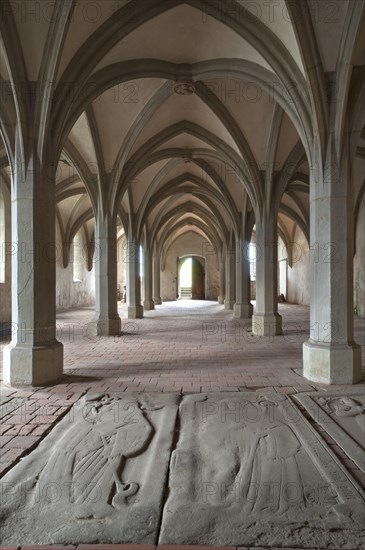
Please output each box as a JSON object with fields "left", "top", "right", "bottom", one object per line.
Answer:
{"left": 159, "top": 392, "right": 365, "bottom": 548}
{"left": 0, "top": 392, "right": 179, "bottom": 545}
{"left": 1, "top": 390, "right": 365, "bottom": 548}
{"left": 295, "top": 390, "right": 365, "bottom": 473}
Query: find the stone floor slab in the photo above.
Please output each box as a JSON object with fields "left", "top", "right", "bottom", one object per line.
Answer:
{"left": 159, "top": 392, "right": 365, "bottom": 548}
{"left": 0, "top": 393, "right": 180, "bottom": 545}
{"left": 294, "top": 389, "right": 365, "bottom": 473}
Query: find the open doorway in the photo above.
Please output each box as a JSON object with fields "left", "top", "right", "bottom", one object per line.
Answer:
{"left": 178, "top": 256, "right": 205, "bottom": 300}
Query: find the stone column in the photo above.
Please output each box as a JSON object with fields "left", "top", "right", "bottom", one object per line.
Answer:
{"left": 224, "top": 243, "right": 235, "bottom": 310}
{"left": 234, "top": 235, "right": 253, "bottom": 318}
{"left": 252, "top": 215, "right": 282, "bottom": 336}
{"left": 153, "top": 251, "right": 162, "bottom": 305}
{"left": 303, "top": 140, "right": 361, "bottom": 384}
{"left": 3, "top": 152, "right": 63, "bottom": 386}
{"left": 92, "top": 211, "right": 121, "bottom": 336}
{"left": 143, "top": 247, "right": 155, "bottom": 310}
{"left": 126, "top": 237, "right": 143, "bottom": 319}
{"left": 217, "top": 252, "right": 225, "bottom": 304}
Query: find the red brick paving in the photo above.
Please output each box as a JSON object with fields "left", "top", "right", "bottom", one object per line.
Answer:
{"left": 0, "top": 301, "right": 364, "bottom": 487}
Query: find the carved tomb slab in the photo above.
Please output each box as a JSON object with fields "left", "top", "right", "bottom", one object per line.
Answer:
{"left": 159, "top": 392, "right": 365, "bottom": 548}
{"left": 295, "top": 389, "right": 365, "bottom": 473}
{"left": 0, "top": 392, "right": 179, "bottom": 544}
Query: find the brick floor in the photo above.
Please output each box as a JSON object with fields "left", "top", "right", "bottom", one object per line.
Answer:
{"left": 1, "top": 301, "right": 364, "bottom": 404}
{"left": 0, "top": 301, "right": 364, "bottom": 513}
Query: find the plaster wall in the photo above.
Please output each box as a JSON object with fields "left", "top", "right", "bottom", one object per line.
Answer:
{"left": 161, "top": 232, "right": 220, "bottom": 301}
{"left": 278, "top": 236, "right": 288, "bottom": 298}
{"left": 55, "top": 223, "right": 95, "bottom": 311}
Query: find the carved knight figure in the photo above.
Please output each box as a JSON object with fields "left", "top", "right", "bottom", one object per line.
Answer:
{"left": 34, "top": 394, "right": 154, "bottom": 518}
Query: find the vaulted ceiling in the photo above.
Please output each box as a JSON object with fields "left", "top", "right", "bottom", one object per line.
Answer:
{"left": 1, "top": 0, "right": 364, "bottom": 257}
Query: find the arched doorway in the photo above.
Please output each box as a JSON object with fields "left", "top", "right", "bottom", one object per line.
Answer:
{"left": 178, "top": 256, "right": 205, "bottom": 300}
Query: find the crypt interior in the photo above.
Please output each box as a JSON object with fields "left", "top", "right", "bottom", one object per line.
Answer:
{"left": 0, "top": 0, "right": 365, "bottom": 548}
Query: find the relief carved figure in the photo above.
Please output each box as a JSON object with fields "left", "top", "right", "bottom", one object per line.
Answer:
{"left": 318, "top": 396, "right": 365, "bottom": 434}
{"left": 32, "top": 394, "right": 154, "bottom": 518}
{"left": 189, "top": 393, "right": 351, "bottom": 525}
{"left": 238, "top": 412, "right": 304, "bottom": 516}
{"left": 202, "top": 396, "right": 307, "bottom": 516}
{"left": 0, "top": 393, "right": 180, "bottom": 545}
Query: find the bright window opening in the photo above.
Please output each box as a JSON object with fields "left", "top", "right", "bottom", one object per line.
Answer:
{"left": 249, "top": 243, "right": 257, "bottom": 280}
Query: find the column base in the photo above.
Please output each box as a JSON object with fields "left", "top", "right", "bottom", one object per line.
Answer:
{"left": 218, "top": 295, "right": 225, "bottom": 305}
{"left": 224, "top": 299, "right": 235, "bottom": 310}
{"left": 252, "top": 313, "right": 282, "bottom": 336}
{"left": 127, "top": 305, "right": 144, "bottom": 319}
{"left": 154, "top": 297, "right": 162, "bottom": 305}
{"left": 89, "top": 315, "right": 121, "bottom": 337}
{"left": 143, "top": 300, "right": 155, "bottom": 310}
{"left": 3, "top": 341, "right": 63, "bottom": 386}
{"left": 233, "top": 303, "right": 253, "bottom": 319}
{"left": 303, "top": 340, "right": 362, "bottom": 384}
